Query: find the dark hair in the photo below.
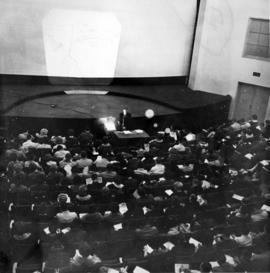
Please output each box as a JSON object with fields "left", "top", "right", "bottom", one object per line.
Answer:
{"left": 78, "top": 242, "right": 91, "bottom": 257}
{"left": 80, "top": 151, "right": 87, "bottom": 158}
{"left": 252, "top": 114, "right": 258, "bottom": 120}
{"left": 60, "top": 203, "right": 68, "bottom": 211}
{"left": 217, "top": 254, "right": 226, "bottom": 265}
{"left": 28, "top": 162, "right": 37, "bottom": 173}
{"left": 67, "top": 129, "right": 74, "bottom": 136}
{"left": 240, "top": 224, "right": 250, "bottom": 236}
{"left": 200, "top": 262, "right": 212, "bottom": 273}
{"left": 240, "top": 249, "right": 252, "bottom": 261}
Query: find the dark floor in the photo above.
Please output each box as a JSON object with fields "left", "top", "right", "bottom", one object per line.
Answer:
{"left": 1, "top": 83, "right": 229, "bottom": 119}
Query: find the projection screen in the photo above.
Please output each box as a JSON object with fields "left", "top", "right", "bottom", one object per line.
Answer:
{"left": 0, "top": 0, "right": 197, "bottom": 78}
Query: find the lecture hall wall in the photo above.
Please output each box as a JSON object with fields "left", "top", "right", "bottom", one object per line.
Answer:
{"left": 189, "top": 0, "right": 270, "bottom": 118}
{"left": 0, "top": 0, "right": 197, "bottom": 78}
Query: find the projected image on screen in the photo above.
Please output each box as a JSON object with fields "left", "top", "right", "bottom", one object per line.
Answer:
{"left": 0, "top": 0, "right": 197, "bottom": 78}
{"left": 43, "top": 9, "right": 121, "bottom": 78}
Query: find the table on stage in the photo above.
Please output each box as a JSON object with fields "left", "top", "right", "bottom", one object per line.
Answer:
{"left": 111, "top": 129, "right": 149, "bottom": 146}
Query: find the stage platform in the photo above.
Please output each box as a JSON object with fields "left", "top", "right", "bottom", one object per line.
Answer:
{"left": 0, "top": 75, "right": 231, "bottom": 134}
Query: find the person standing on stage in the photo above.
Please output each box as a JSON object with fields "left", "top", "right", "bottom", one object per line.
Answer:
{"left": 118, "top": 108, "right": 132, "bottom": 130}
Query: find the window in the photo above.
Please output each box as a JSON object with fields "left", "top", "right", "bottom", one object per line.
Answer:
{"left": 243, "top": 18, "right": 270, "bottom": 60}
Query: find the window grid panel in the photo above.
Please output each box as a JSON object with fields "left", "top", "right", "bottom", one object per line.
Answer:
{"left": 244, "top": 18, "right": 270, "bottom": 60}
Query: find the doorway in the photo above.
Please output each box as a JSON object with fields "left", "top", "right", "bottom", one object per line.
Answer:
{"left": 234, "top": 82, "right": 270, "bottom": 122}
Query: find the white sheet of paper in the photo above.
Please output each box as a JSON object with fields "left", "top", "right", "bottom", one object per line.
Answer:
{"left": 261, "top": 160, "right": 269, "bottom": 166}
{"left": 119, "top": 203, "right": 128, "bottom": 214}
{"left": 261, "top": 204, "right": 270, "bottom": 212}
{"left": 189, "top": 237, "right": 202, "bottom": 248}
{"left": 185, "top": 133, "right": 196, "bottom": 142}
{"left": 202, "top": 180, "right": 211, "bottom": 189}
{"left": 133, "top": 266, "right": 150, "bottom": 273}
{"left": 44, "top": 227, "right": 50, "bottom": 234}
{"left": 79, "top": 213, "right": 88, "bottom": 218}
{"left": 144, "top": 244, "right": 154, "bottom": 254}
{"left": 104, "top": 211, "right": 111, "bottom": 215}
{"left": 245, "top": 153, "right": 253, "bottom": 160}
{"left": 114, "top": 223, "right": 123, "bottom": 231}
{"left": 133, "top": 189, "right": 141, "bottom": 199}
{"left": 174, "top": 264, "right": 189, "bottom": 273}
{"left": 97, "top": 177, "right": 103, "bottom": 183}
{"left": 232, "top": 194, "right": 244, "bottom": 201}
{"left": 163, "top": 241, "right": 175, "bottom": 250}
{"left": 210, "top": 261, "right": 219, "bottom": 267}
{"left": 142, "top": 207, "right": 150, "bottom": 215}
{"left": 108, "top": 268, "right": 119, "bottom": 273}
{"left": 225, "top": 254, "right": 236, "bottom": 266}
{"left": 62, "top": 227, "right": 71, "bottom": 234}
{"left": 165, "top": 189, "right": 174, "bottom": 196}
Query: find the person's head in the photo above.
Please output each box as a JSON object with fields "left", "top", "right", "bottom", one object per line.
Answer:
{"left": 49, "top": 164, "right": 58, "bottom": 173}
{"left": 199, "top": 262, "right": 212, "bottom": 273}
{"left": 13, "top": 162, "right": 23, "bottom": 173}
{"left": 106, "top": 164, "right": 113, "bottom": 172}
{"left": 56, "top": 145, "right": 64, "bottom": 151}
{"left": 78, "top": 185, "right": 88, "bottom": 196}
{"left": 26, "top": 153, "right": 34, "bottom": 161}
{"left": 88, "top": 205, "right": 98, "bottom": 214}
{"left": 239, "top": 205, "right": 249, "bottom": 216}
{"left": 102, "top": 136, "right": 109, "bottom": 144}
{"left": 9, "top": 152, "right": 17, "bottom": 162}
{"left": 78, "top": 242, "right": 91, "bottom": 257}
{"left": 13, "top": 221, "right": 29, "bottom": 236}
{"left": 65, "top": 153, "right": 72, "bottom": 161}
{"left": 57, "top": 193, "right": 68, "bottom": 205}
{"left": 67, "top": 129, "right": 75, "bottom": 136}
{"left": 59, "top": 202, "right": 68, "bottom": 212}
{"left": 251, "top": 114, "right": 258, "bottom": 121}
{"left": 240, "top": 224, "right": 250, "bottom": 236}
{"left": 51, "top": 240, "right": 64, "bottom": 251}
{"left": 28, "top": 162, "right": 37, "bottom": 173}
{"left": 239, "top": 249, "right": 252, "bottom": 263}
{"left": 80, "top": 151, "right": 87, "bottom": 158}
{"left": 265, "top": 120, "right": 270, "bottom": 126}
{"left": 200, "top": 233, "right": 213, "bottom": 246}
{"left": 156, "top": 157, "right": 163, "bottom": 164}
{"left": 217, "top": 254, "right": 226, "bottom": 265}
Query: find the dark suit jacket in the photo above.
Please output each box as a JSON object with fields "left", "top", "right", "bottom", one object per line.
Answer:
{"left": 119, "top": 112, "right": 132, "bottom": 130}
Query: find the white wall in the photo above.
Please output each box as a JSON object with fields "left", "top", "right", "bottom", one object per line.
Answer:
{"left": 0, "top": 0, "right": 197, "bottom": 78}
{"left": 189, "top": 0, "right": 270, "bottom": 118}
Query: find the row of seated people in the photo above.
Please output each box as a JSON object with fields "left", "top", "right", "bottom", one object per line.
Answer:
{"left": 0, "top": 115, "right": 270, "bottom": 272}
